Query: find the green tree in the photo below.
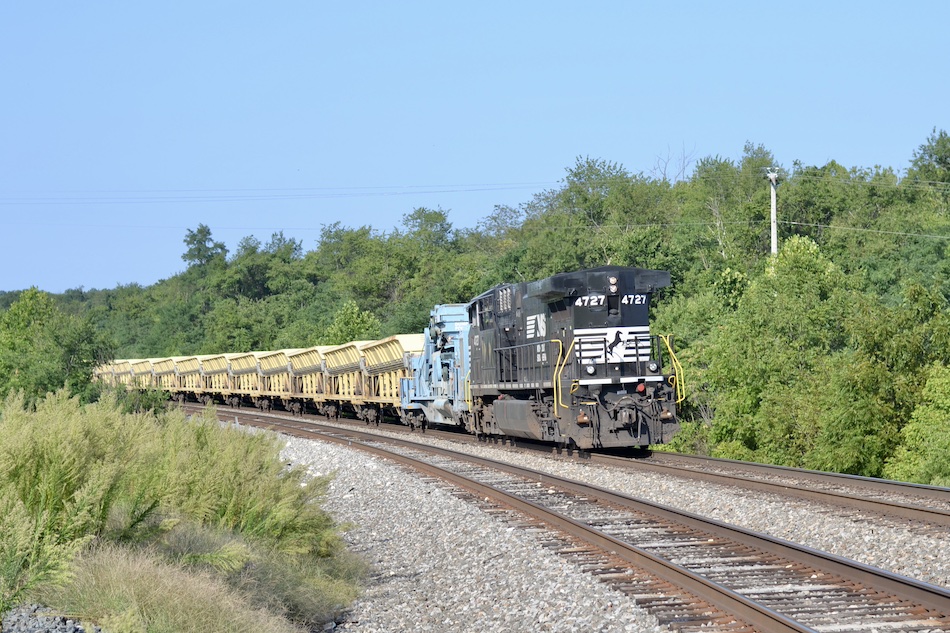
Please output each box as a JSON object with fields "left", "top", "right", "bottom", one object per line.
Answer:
{"left": 846, "top": 283, "right": 950, "bottom": 425}
{"left": 884, "top": 363, "right": 950, "bottom": 485}
{"left": 0, "top": 289, "right": 113, "bottom": 403}
{"left": 182, "top": 224, "right": 228, "bottom": 267}
{"left": 309, "top": 223, "right": 375, "bottom": 277}
{"left": 781, "top": 160, "right": 861, "bottom": 244}
{"left": 473, "top": 205, "right": 527, "bottom": 285}
{"left": 263, "top": 231, "right": 305, "bottom": 294}
{"left": 802, "top": 350, "right": 898, "bottom": 476}
{"left": 510, "top": 157, "right": 679, "bottom": 279}
{"left": 906, "top": 127, "right": 950, "bottom": 185}
{"left": 671, "top": 145, "right": 777, "bottom": 297}
{"left": 321, "top": 300, "right": 381, "bottom": 345}
{"left": 220, "top": 236, "right": 270, "bottom": 300}
{"left": 199, "top": 297, "right": 273, "bottom": 352}
{"left": 378, "top": 208, "right": 470, "bottom": 334}
{"left": 400, "top": 207, "right": 453, "bottom": 250}
{"left": 705, "top": 237, "right": 853, "bottom": 465}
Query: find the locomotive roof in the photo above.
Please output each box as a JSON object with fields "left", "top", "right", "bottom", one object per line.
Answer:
{"left": 468, "top": 266, "right": 671, "bottom": 304}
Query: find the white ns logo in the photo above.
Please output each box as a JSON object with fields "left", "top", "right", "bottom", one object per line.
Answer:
{"left": 526, "top": 314, "right": 546, "bottom": 339}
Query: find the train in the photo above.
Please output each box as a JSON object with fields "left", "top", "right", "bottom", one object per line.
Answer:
{"left": 97, "top": 266, "right": 683, "bottom": 449}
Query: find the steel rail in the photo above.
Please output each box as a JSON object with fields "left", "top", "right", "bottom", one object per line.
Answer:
{"left": 209, "top": 407, "right": 950, "bottom": 630}
{"left": 289, "top": 419, "right": 950, "bottom": 614}
{"left": 593, "top": 452, "right": 950, "bottom": 527}
{"left": 286, "top": 406, "right": 950, "bottom": 527}
{"left": 645, "top": 451, "right": 950, "bottom": 502}
{"left": 262, "top": 417, "right": 814, "bottom": 633}
{"left": 191, "top": 403, "right": 950, "bottom": 527}
{"left": 271, "top": 404, "right": 950, "bottom": 527}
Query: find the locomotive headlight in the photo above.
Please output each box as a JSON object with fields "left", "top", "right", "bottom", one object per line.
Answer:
{"left": 608, "top": 276, "right": 618, "bottom": 284}
{"left": 608, "top": 284, "right": 618, "bottom": 293}
{"left": 585, "top": 365, "right": 596, "bottom": 376}
{"left": 647, "top": 361, "right": 659, "bottom": 373}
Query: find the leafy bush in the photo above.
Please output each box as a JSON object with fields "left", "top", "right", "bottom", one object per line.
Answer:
{"left": 0, "top": 391, "right": 362, "bottom": 628}
{"left": 149, "top": 407, "right": 339, "bottom": 555}
{"left": 884, "top": 364, "right": 950, "bottom": 486}
{"left": 654, "top": 420, "right": 711, "bottom": 455}
{"left": 0, "top": 391, "right": 131, "bottom": 610}
{"left": 111, "top": 385, "right": 170, "bottom": 415}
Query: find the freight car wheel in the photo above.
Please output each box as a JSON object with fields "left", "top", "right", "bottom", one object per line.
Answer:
{"left": 363, "top": 407, "right": 380, "bottom": 427}
{"left": 408, "top": 413, "right": 426, "bottom": 432}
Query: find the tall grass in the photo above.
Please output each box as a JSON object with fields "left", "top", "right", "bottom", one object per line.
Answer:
{"left": 0, "top": 391, "right": 132, "bottom": 609}
{"left": 150, "top": 406, "right": 338, "bottom": 554}
{"left": 37, "top": 543, "right": 306, "bottom": 633}
{"left": 150, "top": 521, "right": 364, "bottom": 627}
{"left": 0, "top": 390, "right": 364, "bottom": 629}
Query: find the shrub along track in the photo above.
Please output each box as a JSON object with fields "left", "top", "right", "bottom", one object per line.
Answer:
{"left": 190, "top": 404, "right": 950, "bottom": 633}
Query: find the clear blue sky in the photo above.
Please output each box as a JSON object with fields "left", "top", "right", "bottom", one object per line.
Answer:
{"left": 2, "top": 1, "right": 947, "bottom": 293}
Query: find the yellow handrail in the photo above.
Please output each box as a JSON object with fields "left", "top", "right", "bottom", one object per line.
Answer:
{"left": 549, "top": 339, "right": 564, "bottom": 417}
{"left": 659, "top": 334, "right": 685, "bottom": 403}
{"left": 555, "top": 338, "right": 576, "bottom": 411}
{"left": 464, "top": 370, "right": 472, "bottom": 410}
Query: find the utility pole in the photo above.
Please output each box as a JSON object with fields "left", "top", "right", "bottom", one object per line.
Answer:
{"left": 767, "top": 168, "right": 779, "bottom": 255}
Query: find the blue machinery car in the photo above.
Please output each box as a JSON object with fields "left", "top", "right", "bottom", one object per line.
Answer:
{"left": 400, "top": 303, "right": 471, "bottom": 430}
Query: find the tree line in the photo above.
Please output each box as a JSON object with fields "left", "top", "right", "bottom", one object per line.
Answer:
{"left": 3, "top": 128, "right": 949, "bottom": 484}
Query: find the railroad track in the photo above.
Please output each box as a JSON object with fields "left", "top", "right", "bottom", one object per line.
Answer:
{"left": 594, "top": 452, "right": 950, "bottom": 531}
{"left": 200, "top": 402, "right": 950, "bottom": 533}
{"left": 191, "top": 404, "right": 950, "bottom": 632}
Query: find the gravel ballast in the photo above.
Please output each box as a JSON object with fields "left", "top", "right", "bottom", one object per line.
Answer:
{"left": 297, "top": 422, "right": 950, "bottom": 591}
{"left": 283, "top": 437, "right": 666, "bottom": 632}
{"left": 1, "top": 604, "right": 99, "bottom": 633}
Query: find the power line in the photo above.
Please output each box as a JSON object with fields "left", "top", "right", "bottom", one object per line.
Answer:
{"left": 781, "top": 221, "right": 950, "bottom": 241}
{"left": 5, "top": 215, "right": 950, "bottom": 247}
{"left": 0, "top": 182, "right": 555, "bottom": 206}
{"left": 2, "top": 170, "right": 948, "bottom": 207}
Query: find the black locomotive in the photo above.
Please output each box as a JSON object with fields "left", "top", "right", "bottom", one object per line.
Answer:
{"left": 465, "top": 266, "right": 680, "bottom": 449}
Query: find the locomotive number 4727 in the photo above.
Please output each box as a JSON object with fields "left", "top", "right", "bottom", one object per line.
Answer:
{"left": 573, "top": 293, "right": 647, "bottom": 307}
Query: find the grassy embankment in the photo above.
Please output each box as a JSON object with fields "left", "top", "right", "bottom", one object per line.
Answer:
{"left": 0, "top": 390, "right": 365, "bottom": 633}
